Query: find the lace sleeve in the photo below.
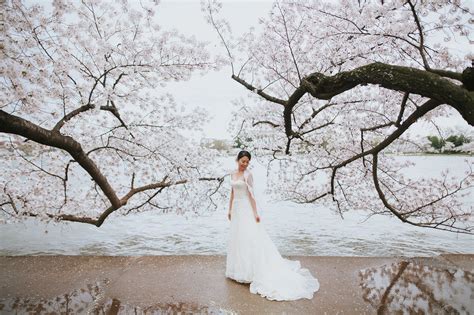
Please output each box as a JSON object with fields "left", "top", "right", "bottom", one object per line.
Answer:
{"left": 244, "top": 171, "right": 256, "bottom": 201}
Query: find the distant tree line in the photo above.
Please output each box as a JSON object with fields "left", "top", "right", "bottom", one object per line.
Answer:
{"left": 427, "top": 134, "right": 471, "bottom": 153}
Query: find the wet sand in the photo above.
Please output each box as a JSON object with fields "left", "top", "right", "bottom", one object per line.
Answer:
{"left": 0, "top": 255, "right": 472, "bottom": 314}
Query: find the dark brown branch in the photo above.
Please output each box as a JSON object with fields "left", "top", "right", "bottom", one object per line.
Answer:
{"left": 251, "top": 62, "right": 471, "bottom": 157}
{"left": 92, "top": 179, "right": 188, "bottom": 226}
{"left": 0, "top": 110, "right": 122, "bottom": 210}
{"left": 284, "top": 86, "right": 307, "bottom": 138}
{"left": 407, "top": 0, "right": 430, "bottom": 69}
{"left": 328, "top": 99, "right": 440, "bottom": 198}
{"left": 285, "top": 137, "right": 292, "bottom": 155}
{"left": 360, "top": 92, "right": 408, "bottom": 156}
{"left": 299, "top": 102, "right": 334, "bottom": 130}
{"left": 86, "top": 145, "right": 146, "bottom": 158}
{"left": 427, "top": 69, "right": 463, "bottom": 82}
{"left": 131, "top": 172, "right": 136, "bottom": 189}
{"left": 231, "top": 74, "right": 287, "bottom": 106}
{"left": 253, "top": 120, "right": 280, "bottom": 128}
{"left": 101, "top": 101, "right": 130, "bottom": 131}
{"left": 53, "top": 104, "right": 94, "bottom": 131}
{"left": 2, "top": 190, "right": 19, "bottom": 215}
{"left": 395, "top": 92, "right": 408, "bottom": 127}
{"left": 23, "top": 211, "right": 100, "bottom": 225}
{"left": 341, "top": 100, "right": 439, "bottom": 168}
{"left": 298, "top": 121, "right": 334, "bottom": 136}
{"left": 205, "top": 0, "right": 235, "bottom": 74}
{"left": 276, "top": 2, "right": 302, "bottom": 81}
{"left": 113, "top": 72, "right": 126, "bottom": 89}
{"left": 301, "top": 63, "right": 473, "bottom": 125}
{"left": 317, "top": 8, "right": 368, "bottom": 34}
{"left": 298, "top": 192, "right": 329, "bottom": 204}
{"left": 207, "top": 176, "right": 225, "bottom": 199}
{"left": 399, "top": 170, "right": 471, "bottom": 217}
{"left": 125, "top": 186, "right": 167, "bottom": 215}
{"left": 14, "top": 175, "right": 226, "bottom": 227}
{"left": 94, "top": 176, "right": 224, "bottom": 226}
{"left": 19, "top": 180, "right": 183, "bottom": 226}
{"left": 232, "top": 74, "right": 306, "bottom": 143}
{"left": 361, "top": 122, "right": 394, "bottom": 133}
{"left": 372, "top": 153, "right": 472, "bottom": 234}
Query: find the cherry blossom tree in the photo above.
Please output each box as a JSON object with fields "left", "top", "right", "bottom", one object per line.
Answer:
{"left": 206, "top": 0, "right": 474, "bottom": 233}
{"left": 0, "top": 0, "right": 226, "bottom": 226}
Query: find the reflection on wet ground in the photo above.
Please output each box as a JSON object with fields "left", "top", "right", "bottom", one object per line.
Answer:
{"left": 102, "top": 300, "right": 234, "bottom": 315}
{"left": 1, "top": 256, "right": 472, "bottom": 314}
{"left": 359, "top": 260, "right": 474, "bottom": 314}
{"left": 0, "top": 280, "right": 235, "bottom": 315}
{"left": 0, "top": 281, "right": 104, "bottom": 314}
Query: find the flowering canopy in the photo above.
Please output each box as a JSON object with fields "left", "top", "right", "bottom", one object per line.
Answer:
{"left": 0, "top": 0, "right": 226, "bottom": 226}
{"left": 206, "top": 0, "right": 474, "bottom": 233}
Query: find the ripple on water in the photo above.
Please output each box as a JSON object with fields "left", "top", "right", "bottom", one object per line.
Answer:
{"left": 0, "top": 156, "right": 473, "bottom": 257}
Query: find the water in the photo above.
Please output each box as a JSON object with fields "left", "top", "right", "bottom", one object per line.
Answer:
{"left": 0, "top": 155, "right": 473, "bottom": 257}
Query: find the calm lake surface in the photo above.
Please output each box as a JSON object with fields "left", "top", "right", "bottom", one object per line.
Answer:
{"left": 1, "top": 155, "right": 473, "bottom": 257}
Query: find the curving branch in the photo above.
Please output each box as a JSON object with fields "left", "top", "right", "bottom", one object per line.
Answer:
{"left": 328, "top": 99, "right": 440, "bottom": 194}
{"left": 53, "top": 104, "right": 95, "bottom": 131}
{"left": 276, "top": 2, "right": 302, "bottom": 82}
{"left": 221, "top": 2, "right": 473, "bottom": 234}
{"left": 406, "top": 0, "right": 430, "bottom": 70}
{"left": 231, "top": 73, "right": 306, "bottom": 151}
{"left": 13, "top": 175, "right": 225, "bottom": 227}
{"left": 231, "top": 74, "right": 287, "bottom": 106}
{"left": 301, "top": 63, "right": 473, "bottom": 125}
{"left": 234, "top": 62, "right": 473, "bottom": 152}
{"left": 92, "top": 179, "right": 188, "bottom": 226}
{"left": 360, "top": 92, "right": 408, "bottom": 157}
{"left": 100, "top": 100, "right": 131, "bottom": 132}
{"left": 204, "top": 0, "right": 235, "bottom": 75}
{"left": 253, "top": 120, "right": 280, "bottom": 128}
{"left": 372, "top": 153, "right": 472, "bottom": 234}
{"left": 0, "top": 110, "right": 122, "bottom": 210}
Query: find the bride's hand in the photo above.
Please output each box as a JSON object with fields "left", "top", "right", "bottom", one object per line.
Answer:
{"left": 255, "top": 215, "right": 260, "bottom": 223}
{"left": 227, "top": 212, "right": 231, "bottom": 221}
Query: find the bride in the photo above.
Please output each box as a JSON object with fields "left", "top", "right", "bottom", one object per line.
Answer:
{"left": 226, "top": 150, "right": 320, "bottom": 301}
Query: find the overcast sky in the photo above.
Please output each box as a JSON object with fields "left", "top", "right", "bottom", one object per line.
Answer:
{"left": 156, "top": 0, "right": 274, "bottom": 140}
{"left": 4, "top": 0, "right": 272, "bottom": 142}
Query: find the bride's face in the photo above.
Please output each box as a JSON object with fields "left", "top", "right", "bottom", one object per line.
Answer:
{"left": 237, "top": 156, "right": 250, "bottom": 171}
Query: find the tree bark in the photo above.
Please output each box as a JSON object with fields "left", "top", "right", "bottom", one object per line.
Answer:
{"left": 301, "top": 62, "right": 474, "bottom": 125}
{"left": 0, "top": 110, "right": 122, "bottom": 209}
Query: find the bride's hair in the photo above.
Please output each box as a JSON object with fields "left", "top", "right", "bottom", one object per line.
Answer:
{"left": 237, "top": 150, "right": 251, "bottom": 161}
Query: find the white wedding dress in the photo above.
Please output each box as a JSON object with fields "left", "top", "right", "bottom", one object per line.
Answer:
{"left": 225, "top": 172, "right": 319, "bottom": 301}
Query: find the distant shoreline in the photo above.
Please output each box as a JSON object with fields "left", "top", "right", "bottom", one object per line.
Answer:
{"left": 1, "top": 253, "right": 474, "bottom": 257}
{"left": 386, "top": 152, "right": 473, "bottom": 156}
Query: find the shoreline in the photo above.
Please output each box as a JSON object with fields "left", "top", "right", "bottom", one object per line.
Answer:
{"left": 1, "top": 254, "right": 472, "bottom": 314}
{"left": 2, "top": 253, "right": 473, "bottom": 257}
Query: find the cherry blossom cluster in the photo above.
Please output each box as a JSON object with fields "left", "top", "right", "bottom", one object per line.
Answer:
{"left": 1, "top": 0, "right": 225, "bottom": 225}
{"left": 208, "top": 0, "right": 473, "bottom": 233}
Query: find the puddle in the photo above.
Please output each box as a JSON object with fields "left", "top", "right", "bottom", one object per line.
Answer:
{"left": 0, "top": 281, "right": 106, "bottom": 314}
{"left": 98, "top": 300, "right": 235, "bottom": 314}
{"left": 0, "top": 280, "right": 235, "bottom": 314}
{"left": 359, "top": 260, "right": 474, "bottom": 314}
